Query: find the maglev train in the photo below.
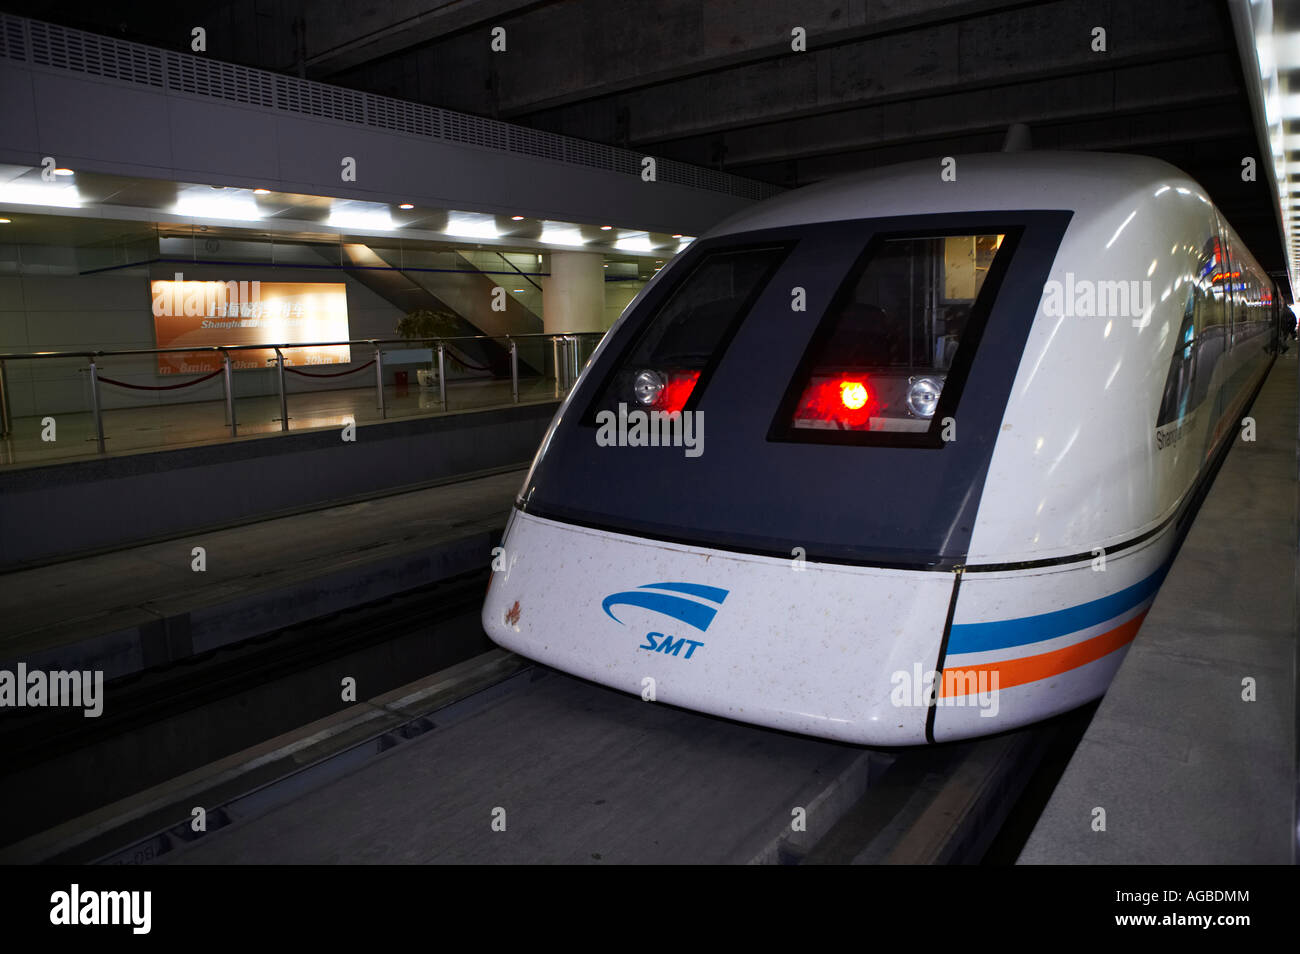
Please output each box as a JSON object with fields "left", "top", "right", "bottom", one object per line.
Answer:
{"left": 483, "top": 152, "right": 1287, "bottom": 745}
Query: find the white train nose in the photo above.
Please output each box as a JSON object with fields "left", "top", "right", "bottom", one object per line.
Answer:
{"left": 483, "top": 510, "right": 958, "bottom": 745}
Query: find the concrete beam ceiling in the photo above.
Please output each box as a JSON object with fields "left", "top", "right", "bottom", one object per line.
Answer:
{"left": 3, "top": 0, "right": 1283, "bottom": 273}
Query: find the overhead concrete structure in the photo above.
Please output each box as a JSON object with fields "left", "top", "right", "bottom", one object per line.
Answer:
{"left": 0, "top": 14, "right": 775, "bottom": 244}
{"left": 19, "top": 0, "right": 1277, "bottom": 280}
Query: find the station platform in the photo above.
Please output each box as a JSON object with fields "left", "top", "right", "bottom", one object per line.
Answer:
{"left": 1019, "top": 352, "right": 1299, "bottom": 864}
{"left": 0, "top": 468, "right": 523, "bottom": 681}
{"left": 0, "top": 377, "right": 561, "bottom": 469}
{"left": 0, "top": 399, "right": 555, "bottom": 568}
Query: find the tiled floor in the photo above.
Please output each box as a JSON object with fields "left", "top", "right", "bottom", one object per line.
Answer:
{"left": 0, "top": 377, "right": 566, "bottom": 468}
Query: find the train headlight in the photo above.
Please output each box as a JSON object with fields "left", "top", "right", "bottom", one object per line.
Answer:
{"left": 633, "top": 369, "right": 665, "bottom": 406}
{"left": 906, "top": 376, "right": 942, "bottom": 418}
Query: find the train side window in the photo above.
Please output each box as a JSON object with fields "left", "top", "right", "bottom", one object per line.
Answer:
{"left": 770, "top": 230, "right": 1014, "bottom": 447}
{"left": 1156, "top": 286, "right": 1200, "bottom": 427}
{"left": 1178, "top": 235, "right": 1228, "bottom": 418}
{"left": 584, "top": 244, "right": 789, "bottom": 419}
{"left": 1200, "top": 235, "right": 1229, "bottom": 340}
{"left": 1220, "top": 231, "right": 1241, "bottom": 348}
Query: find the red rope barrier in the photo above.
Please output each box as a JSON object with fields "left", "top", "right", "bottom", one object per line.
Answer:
{"left": 97, "top": 368, "right": 225, "bottom": 391}
{"left": 283, "top": 360, "right": 376, "bottom": 378}
{"left": 450, "top": 354, "right": 494, "bottom": 372}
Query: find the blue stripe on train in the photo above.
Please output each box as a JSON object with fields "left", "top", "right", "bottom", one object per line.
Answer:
{"left": 946, "top": 563, "right": 1170, "bottom": 655}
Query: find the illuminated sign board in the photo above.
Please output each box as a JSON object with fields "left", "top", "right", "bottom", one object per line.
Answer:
{"left": 150, "top": 278, "right": 351, "bottom": 374}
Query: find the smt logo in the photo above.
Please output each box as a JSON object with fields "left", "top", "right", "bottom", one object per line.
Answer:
{"left": 50, "top": 884, "right": 151, "bottom": 934}
{"left": 638, "top": 631, "right": 705, "bottom": 659}
{"left": 601, "top": 582, "right": 728, "bottom": 660}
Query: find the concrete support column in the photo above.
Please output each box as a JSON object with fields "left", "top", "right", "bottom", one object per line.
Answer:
{"left": 542, "top": 251, "right": 605, "bottom": 333}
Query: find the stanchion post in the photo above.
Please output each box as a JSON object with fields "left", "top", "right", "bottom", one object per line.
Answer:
{"left": 509, "top": 339, "right": 519, "bottom": 403}
{"left": 87, "top": 357, "right": 106, "bottom": 454}
{"left": 275, "top": 347, "right": 289, "bottom": 431}
{"left": 222, "top": 350, "right": 237, "bottom": 437}
{"left": 437, "top": 342, "right": 447, "bottom": 410}
{"left": 0, "top": 358, "right": 10, "bottom": 437}
{"left": 552, "top": 336, "right": 562, "bottom": 396}
{"left": 374, "top": 343, "right": 386, "bottom": 419}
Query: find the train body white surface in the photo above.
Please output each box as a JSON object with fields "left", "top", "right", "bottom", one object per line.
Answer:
{"left": 483, "top": 153, "right": 1282, "bottom": 745}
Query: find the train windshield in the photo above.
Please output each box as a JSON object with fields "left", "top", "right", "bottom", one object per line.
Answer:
{"left": 523, "top": 211, "right": 1070, "bottom": 567}
{"left": 587, "top": 245, "right": 789, "bottom": 417}
{"left": 772, "top": 233, "right": 1010, "bottom": 445}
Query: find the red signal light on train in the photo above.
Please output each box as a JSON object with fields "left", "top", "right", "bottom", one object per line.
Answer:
{"left": 792, "top": 375, "right": 875, "bottom": 429}
{"left": 839, "top": 380, "right": 869, "bottom": 410}
{"left": 658, "top": 370, "right": 700, "bottom": 413}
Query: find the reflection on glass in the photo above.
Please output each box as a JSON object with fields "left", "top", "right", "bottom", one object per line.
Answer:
{"left": 787, "top": 232, "right": 1006, "bottom": 434}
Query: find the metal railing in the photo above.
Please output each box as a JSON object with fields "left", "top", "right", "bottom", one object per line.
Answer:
{"left": 0, "top": 332, "right": 603, "bottom": 454}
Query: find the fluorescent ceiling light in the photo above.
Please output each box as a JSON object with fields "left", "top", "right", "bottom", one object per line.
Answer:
{"left": 0, "top": 181, "right": 82, "bottom": 208}
{"left": 446, "top": 212, "right": 500, "bottom": 239}
{"left": 328, "top": 200, "right": 395, "bottom": 231}
{"left": 538, "top": 222, "right": 587, "bottom": 246}
{"left": 613, "top": 233, "right": 655, "bottom": 253}
{"left": 174, "top": 187, "right": 263, "bottom": 221}
{"left": 1278, "top": 92, "right": 1300, "bottom": 120}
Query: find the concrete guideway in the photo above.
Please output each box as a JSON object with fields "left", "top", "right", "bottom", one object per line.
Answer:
{"left": 1019, "top": 354, "right": 1299, "bottom": 864}
{"left": 3, "top": 639, "right": 1072, "bottom": 864}
{"left": 142, "top": 659, "right": 1063, "bottom": 865}
{"left": 162, "top": 661, "right": 882, "bottom": 865}
{"left": 0, "top": 650, "right": 533, "bottom": 865}
{"left": 0, "top": 468, "right": 524, "bottom": 680}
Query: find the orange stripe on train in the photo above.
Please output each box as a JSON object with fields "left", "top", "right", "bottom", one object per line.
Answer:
{"left": 938, "top": 611, "right": 1147, "bottom": 697}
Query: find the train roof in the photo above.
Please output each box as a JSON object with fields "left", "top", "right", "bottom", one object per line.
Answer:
{"left": 705, "top": 151, "right": 1210, "bottom": 238}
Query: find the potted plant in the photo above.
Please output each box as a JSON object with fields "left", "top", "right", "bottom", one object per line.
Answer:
{"left": 396, "top": 308, "right": 461, "bottom": 388}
